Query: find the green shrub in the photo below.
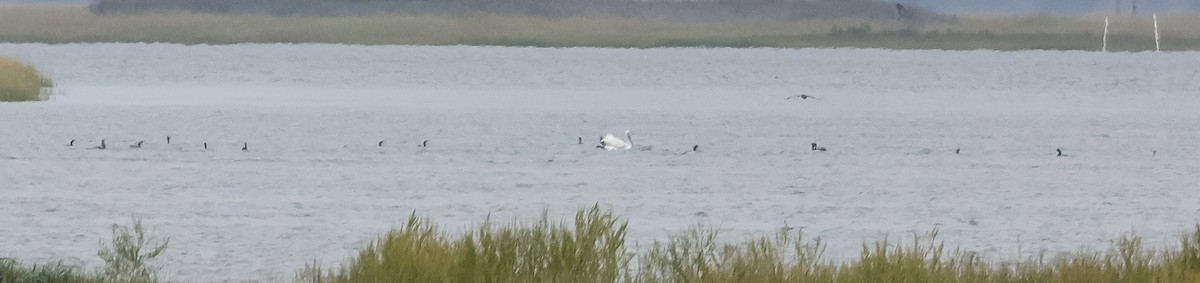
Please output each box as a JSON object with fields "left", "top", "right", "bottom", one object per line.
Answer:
{"left": 0, "top": 56, "right": 52, "bottom": 102}
{"left": 97, "top": 218, "right": 169, "bottom": 283}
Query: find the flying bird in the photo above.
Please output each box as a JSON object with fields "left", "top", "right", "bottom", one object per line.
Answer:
{"left": 786, "top": 94, "right": 819, "bottom": 100}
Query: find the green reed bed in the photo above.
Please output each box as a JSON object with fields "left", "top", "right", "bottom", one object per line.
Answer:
{"left": 6, "top": 208, "right": 1200, "bottom": 282}
{"left": 305, "top": 206, "right": 1200, "bottom": 283}
{"left": 1, "top": 4, "right": 1197, "bottom": 51}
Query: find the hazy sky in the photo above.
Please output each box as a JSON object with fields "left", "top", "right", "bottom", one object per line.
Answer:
{"left": 3, "top": 0, "right": 1198, "bottom": 14}
{"left": 905, "top": 0, "right": 1200, "bottom": 14}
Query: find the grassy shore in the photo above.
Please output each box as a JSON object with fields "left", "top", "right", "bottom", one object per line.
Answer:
{"left": 0, "top": 4, "right": 1196, "bottom": 51}
{"left": 300, "top": 206, "right": 1200, "bottom": 282}
{"left": 0, "top": 56, "right": 52, "bottom": 102}
{"left": 5, "top": 207, "right": 1200, "bottom": 282}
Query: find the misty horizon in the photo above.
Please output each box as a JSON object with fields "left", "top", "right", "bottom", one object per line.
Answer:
{"left": 2, "top": 0, "right": 1199, "bottom": 14}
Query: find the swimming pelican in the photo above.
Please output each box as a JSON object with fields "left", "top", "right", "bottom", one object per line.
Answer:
{"left": 130, "top": 141, "right": 144, "bottom": 148}
{"left": 599, "top": 131, "right": 632, "bottom": 151}
{"left": 811, "top": 143, "right": 827, "bottom": 152}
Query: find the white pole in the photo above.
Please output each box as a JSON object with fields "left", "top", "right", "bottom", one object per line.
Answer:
{"left": 1153, "top": 13, "right": 1161, "bottom": 52}
{"left": 1103, "top": 16, "right": 1110, "bottom": 52}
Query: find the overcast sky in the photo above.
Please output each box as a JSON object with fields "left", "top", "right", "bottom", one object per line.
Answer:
{"left": 3, "top": 0, "right": 1198, "bottom": 14}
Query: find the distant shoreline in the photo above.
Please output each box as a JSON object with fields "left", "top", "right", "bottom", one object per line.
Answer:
{"left": 1, "top": 4, "right": 1196, "bottom": 51}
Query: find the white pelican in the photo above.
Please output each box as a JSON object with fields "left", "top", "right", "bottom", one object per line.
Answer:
{"left": 599, "top": 131, "right": 633, "bottom": 151}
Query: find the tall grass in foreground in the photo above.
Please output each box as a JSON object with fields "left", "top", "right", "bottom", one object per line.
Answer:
{"left": 0, "top": 218, "right": 166, "bottom": 283}
{"left": 305, "top": 207, "right": 1200, "bottom": 283}
{"left": 302, "top": 205, "right": 631, "bottom": 283}
{"left": 0, "top": 56, "right": 52, "bottom": 102}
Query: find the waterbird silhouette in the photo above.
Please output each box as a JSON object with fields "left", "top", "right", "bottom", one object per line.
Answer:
{"left": 378, "top": 140, "right": 384, "bottom": 147}
{"left": 94, "top": 139, "right": 106, "bottom": 150}
{"left": 67, "top": 139, "right": 75, "bottom": 147}
{"left": 130, "top": 141, "right": 144, "bottom": 148}
{"left": 811, "top": 143, "right": 827, "bottom": 152}
{"left": 786, "top": 94, "right": 819, "bottom": 100}
{"left": 242, "top": 142, "right": 248, "bottom": 151}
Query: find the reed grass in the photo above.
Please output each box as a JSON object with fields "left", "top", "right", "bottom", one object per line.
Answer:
{"left": 305, "top": 206, "right": 1200, "bottom": 283}
{"left": 0, "top": 258, "right": 100, "bottom": 283}
{"left": 1, "top": 4, "right": 1197, "bottom": 51}
{"left": 0, "top": 56, "right": 52, "bottom": 102}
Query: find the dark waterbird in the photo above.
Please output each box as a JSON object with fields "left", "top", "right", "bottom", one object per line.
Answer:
{"left": 378, "top": 140, "right": 384, "bottom": 147}
{"left": 786, "top": 94, "right": 819, "bottom": 100}
{"left": 811, "top": 143, "right": 827, "bottom": 152}
{"left": 242, "top": 142, "right": 248, "bottom": 151}
{"left": 93, "top": 139, "right": 106, "bottom": 150}
{"left": 130, "top": 141, "right": 144, "bottom": 148}
{"left": 67, "top": 139, "right": 75, "bottom": 147}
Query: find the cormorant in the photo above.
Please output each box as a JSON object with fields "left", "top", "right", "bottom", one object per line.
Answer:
{"left": 811, "top": 143, "right": 827, "bottom": 151}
